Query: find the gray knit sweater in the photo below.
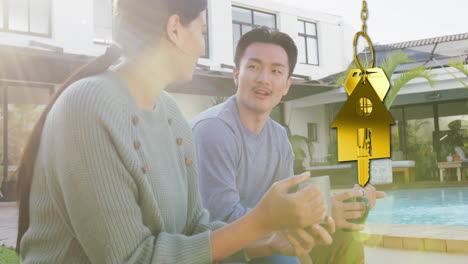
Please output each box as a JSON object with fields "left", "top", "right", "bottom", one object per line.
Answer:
{"left": 20, "top": 71, "right": 247, "bottom": 264}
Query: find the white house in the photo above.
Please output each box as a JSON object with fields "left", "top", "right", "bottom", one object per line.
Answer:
{"left": 0, "top": 0, "right": 355, "bottom": 158}
{"left": 1, "top": 0, "right": 466, "bottom": 181}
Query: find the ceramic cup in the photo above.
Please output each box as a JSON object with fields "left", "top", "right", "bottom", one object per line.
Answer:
{"left": 298, "top": 175, "right": 332, "bottom": 218}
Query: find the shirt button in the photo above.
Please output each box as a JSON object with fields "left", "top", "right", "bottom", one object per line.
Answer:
{"left": 185, "top": 158, "right": 193, "bottom": 166}
{"left": 132, "top": 116, "right": 139, "bottom": 126}
{"left": 176, "top": 138, "right": 183, "bottom": 145}
{"left": 168, "top": 119, "right": 173, "bottom": 125}
{"left": 134, "top": 141, "right": 141, "bottom": 150}
{"left": 142, "top": 166, "right": 148, "bottom": 174}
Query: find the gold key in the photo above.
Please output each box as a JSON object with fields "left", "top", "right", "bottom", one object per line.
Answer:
{"left": 357, "top": 128, "right": 372, "bottom": 186}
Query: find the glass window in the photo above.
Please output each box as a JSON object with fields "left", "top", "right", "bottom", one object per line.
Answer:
{"left": 30, "top": 0, "right": 50, "bottom": 35}
{"left": 298, "top": 20, "right": 319, "bottom": 65}
{"left": 242, "top": 25, "right": 253, "bottom": 35}
{"left": 8, "top": 0, "right": 28, "bottom": 32}
{"left": 297, "top": 37, "right": 307, "bottom": 64}
{"left": 306, "top": 37, "right": 319, "bottom": 65}
{"left": 438, "top": 101, "right": 468, "bottom": 161}
{"left": 298, "top": 20, "right": 305, "bottom": 35}
{"left": 2, "top": 0, "right": 51, "bottom": 36}
{"left": 308, "top": 123, "right": 318, "bottom": 142}
{"left": 254, "top": 11, "right": 275, "bottom": 28}
{"left": 389, "top": 108, "right": 404, "bottom": 159}
{"left": 232, "top": 23, "right": 241, "bottom": 53}
{"left": 306, "top": 22, "right": 317, "bottom": 36}
{"left": 0, "top": 1, "right": 4, "bottom": 29}
{"left": 438, "top": 101, "right": 468, "bottom": 118}
{"left": 232, "top": 6, "right": 252, "bottom": 24}
{"left": 404, "top": 104, "right": 436, "bottom": 179}
{"left": 232, "top": 6, "right": 276, "bottom": 56}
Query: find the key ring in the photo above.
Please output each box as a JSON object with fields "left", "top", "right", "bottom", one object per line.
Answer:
{"left": 353, "top": 31, "right": 375, "bottom": 71}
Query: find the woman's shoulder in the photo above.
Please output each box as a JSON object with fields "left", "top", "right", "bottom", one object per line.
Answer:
{"left": 52, "top": 72, "right": 128, "bottom": 119}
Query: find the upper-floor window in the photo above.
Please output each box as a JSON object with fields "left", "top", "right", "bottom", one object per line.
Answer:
{"left": 298, "top": 20, "right": 319, "bottom": 65}
{"left": 232, "top": 6, "right": 276, "bottom": 53}
{"left": 0, "top": 0, "right": 51, "bottom": 37}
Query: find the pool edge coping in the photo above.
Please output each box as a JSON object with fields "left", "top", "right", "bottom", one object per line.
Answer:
{"left": 360, "top": 223, "right": 468, "bottom": 254}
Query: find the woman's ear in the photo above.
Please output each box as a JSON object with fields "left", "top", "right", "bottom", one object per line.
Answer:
{"left": 166, "top": 14, "right": 182, "bottom": 47}
{"left": 233, "top": 67, "right": 240, "bottom": 87}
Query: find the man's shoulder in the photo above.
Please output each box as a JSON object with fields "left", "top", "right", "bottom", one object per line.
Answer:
{"left": 190, "top": 97, "right": 238, "bottom": 132}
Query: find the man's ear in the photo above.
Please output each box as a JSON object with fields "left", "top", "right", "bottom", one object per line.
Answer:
{"left": 233, "top": 67, "right": 240, "bottom": 88}
{"left": 166, "top": 14, "right": 183, "bottom": 47}
{"left": 283, "top": 77, "right": 293, "bottom": 96}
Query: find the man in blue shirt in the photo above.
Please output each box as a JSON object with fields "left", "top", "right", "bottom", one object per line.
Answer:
{"left": 192, "top": 27, "right": 384, "bottom": 264}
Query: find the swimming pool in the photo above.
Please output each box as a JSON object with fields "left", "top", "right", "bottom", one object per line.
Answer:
{"left": 366, "top": 187, "right": 468, "bottom": 226}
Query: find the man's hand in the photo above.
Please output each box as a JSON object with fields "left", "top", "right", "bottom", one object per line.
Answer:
{"left": 353, "top": 184, "right": 386, "bottom": 209}
{"left": 332, "top": 184, "right": 386, "bottom": 230}
{"left": 332, "top": 190, "right": 367, "bottom": 230}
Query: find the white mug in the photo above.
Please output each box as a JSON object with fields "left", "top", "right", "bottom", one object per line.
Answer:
{"left": 299, "top": 175, "right": 332, "bottom": 217}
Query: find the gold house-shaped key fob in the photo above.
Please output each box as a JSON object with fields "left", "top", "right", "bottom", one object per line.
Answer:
{"left": 331, "top": 71, "right": 395, "bottom": 186}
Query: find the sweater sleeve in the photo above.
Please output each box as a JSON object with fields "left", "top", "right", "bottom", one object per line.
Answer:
{"left": 49, "top": 85, "right": 214, "bottom": 264}
{"left": 176, "top": 115, "right": 249, "bottom": 263}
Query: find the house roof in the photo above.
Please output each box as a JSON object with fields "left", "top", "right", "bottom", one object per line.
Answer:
{"left": 321, "top": 32, "right": 468, "bottom": 83}
{"left": 168, "top": 65, "right": 337, "bottom": 101}
{"left": 0, "top": 44, "right": 337, "bottom": 103}
{"left": 377, "top": 33, "right": 468, "bottom": 50}
{"left": 0, "top": 44, "right": 92, "bottom": 104}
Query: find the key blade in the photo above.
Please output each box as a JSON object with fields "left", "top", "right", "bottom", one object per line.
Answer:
{"left": 358, "top": 158, "right": 370, "bottom": 187}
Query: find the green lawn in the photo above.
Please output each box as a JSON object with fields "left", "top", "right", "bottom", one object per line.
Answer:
{"left": 0, "top": 246, "right": 19, "bottom": 264}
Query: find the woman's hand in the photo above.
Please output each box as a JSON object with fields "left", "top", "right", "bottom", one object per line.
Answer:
{"left": 269, "top": 217, "right": 335, "bottom": 257}
{"left": 254, "top": 172, "right": 327, "bottom": 232}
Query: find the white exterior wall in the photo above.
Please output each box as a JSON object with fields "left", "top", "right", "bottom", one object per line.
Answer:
{"left": 3, "top": 0, "right": 465, "bottom": 162}
{"left": 232, "top": 0, "right": 352, "bottom": 79}
{"left": 286, "top": 105, "right": 329, "bottom": 163}
{"left": 0, "top": 0, "right": 357, "bottom": 155}
{"left": 174, "top": 0, "right": 355, "bottom": 121}
{"left": 170, "top": 93, "right": 214, "bottom": 121}
{"left": 0, "top": 0, "right": 107, "bottom": 56}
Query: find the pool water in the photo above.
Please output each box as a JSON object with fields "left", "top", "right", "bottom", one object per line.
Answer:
{"left": 367, "top": 187, "right": 468, "bottom": 226}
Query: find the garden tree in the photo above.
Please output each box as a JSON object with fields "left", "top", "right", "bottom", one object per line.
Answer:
{"left": 405, "top": 120, "right": 437, "bottom": 180}
{"left": 447, "top": 59, "right": 468, "bottom": 107}
{"left": 0, "top": 104, "right": 44, "bottom": 182}
{"left": 289, "top": 135, "right": 314, "bottom": 174}
{"left": 448, "top": 59, "right": 468, "bottom": 78}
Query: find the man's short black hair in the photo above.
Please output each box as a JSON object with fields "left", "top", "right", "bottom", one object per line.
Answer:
{"left": 234, "top": 27, "right": 298, "bottom": 77}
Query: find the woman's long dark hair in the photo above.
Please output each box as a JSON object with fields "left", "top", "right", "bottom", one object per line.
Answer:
{"left": 15, "top": 0, "right": 207, "bottom": 253}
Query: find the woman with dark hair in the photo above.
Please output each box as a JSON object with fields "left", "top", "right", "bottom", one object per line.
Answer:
{"left": 15, "top": 0, "right": 332, "bottom": 263}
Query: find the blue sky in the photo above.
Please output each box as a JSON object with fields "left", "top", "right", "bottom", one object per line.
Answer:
{"left": 268, "top": 0, "right": 467, "bottom": 45}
